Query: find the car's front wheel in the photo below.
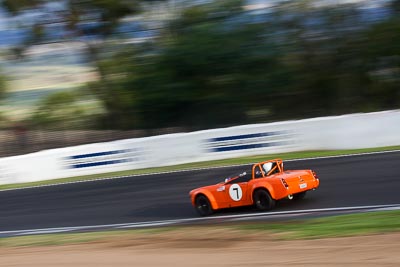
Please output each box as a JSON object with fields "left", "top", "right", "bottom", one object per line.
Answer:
{"left": 253, "top": 189, "right": 276, "bottom": 211}
{"left": 195, "top": 195, "right": 213, "bottom": 216}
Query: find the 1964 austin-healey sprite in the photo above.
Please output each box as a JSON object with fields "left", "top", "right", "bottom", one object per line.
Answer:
{"left": 189, "top": 159, "right": 319, "bottom": 216}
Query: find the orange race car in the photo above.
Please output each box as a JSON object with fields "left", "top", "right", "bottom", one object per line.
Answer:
{"left": 189, "top": 159, "right": 319, "bottom": 216}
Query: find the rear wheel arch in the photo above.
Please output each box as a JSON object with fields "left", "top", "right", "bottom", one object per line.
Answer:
{"left": 252, "top": 187, "right": 276, "bottom": 211}
{"left": 251, "top": 184, "right": 276, "bottom": 201}
{"left": 252, "top": 187, "right": 272, "bottom": 201}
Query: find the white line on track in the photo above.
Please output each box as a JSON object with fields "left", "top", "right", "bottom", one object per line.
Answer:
{"left": 1, "top": 149, "right": 400, "bottom": 192}
{"left": 1, "top": 204, "right": 399, "bottom": 237}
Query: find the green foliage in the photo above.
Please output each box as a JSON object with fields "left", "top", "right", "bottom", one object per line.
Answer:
{"left": 392, "top": 0, "right": 400, "bottom": 14}
{"left": 1, "top": 0, "right": 141, "bottom": 129}
{"left": 31, "top": 91, "right": 100, "bottom": 129}
{"left": 3, "top": 0, "right": 400, "bottom": 130}
{"left": 0, "top": 70, "right": 8, "bottom": 126}
{"left": 0, "top": 72, "right": 7, "bottom": 101}
{"left": 80, "top": 0, "right": 400, "bottom": 130}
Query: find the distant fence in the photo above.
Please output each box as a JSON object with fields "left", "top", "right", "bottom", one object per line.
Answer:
{"left": 0, "top": 128, "right": 185, "bottom": 157}
{"left": 0, "top": 110, "right": 399, "bottom": 185}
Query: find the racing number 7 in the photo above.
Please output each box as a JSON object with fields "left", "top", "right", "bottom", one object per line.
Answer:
{"left": 233, "top": 188, "right": 239, "bottom": 199}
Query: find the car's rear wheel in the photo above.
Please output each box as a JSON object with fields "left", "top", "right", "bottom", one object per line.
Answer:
{"left": 293, "top": 191, "right": 307, "bottom": 200}
{"left": 195, "top": 195, "right": 213, "bottom": 216}
{"left": 253, "top": 189, "right": 276, "bottom": 211}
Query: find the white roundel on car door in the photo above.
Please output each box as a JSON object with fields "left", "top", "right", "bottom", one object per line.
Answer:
{"left": 229, "top": 184, "right": 242, "bottom": 201}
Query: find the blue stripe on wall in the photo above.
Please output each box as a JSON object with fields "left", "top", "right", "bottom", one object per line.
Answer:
{"left": 68, "top": 150, "right": 126, "bottom": 160}
{"left": 211, "top": 142, "right": 283, "bottom": 152}
{"left": 208, "top": 132, "right": 278, "bottom": 143}
{"left": 71, "top": 159, "right": 131, "bottom": 169}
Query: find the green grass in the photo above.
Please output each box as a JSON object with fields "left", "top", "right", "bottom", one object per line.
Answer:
{"left": 1, "top": 210, "right": 399, "bottom": 247}
{"left": 1, "top": 145, "right": 399, "bottom": 191}
{"left": 0, "top": 228, "right": 174, "bottom": 247}
{"left": 0, "top": 232, "right": 111, "bottom": 247}
{"left": 238, "top": 210, "right": 400, "bottom": 239}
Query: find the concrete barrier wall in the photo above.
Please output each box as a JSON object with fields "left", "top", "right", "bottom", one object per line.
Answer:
{"left": 1, "top": 110, "right": 399, "bottom": 185}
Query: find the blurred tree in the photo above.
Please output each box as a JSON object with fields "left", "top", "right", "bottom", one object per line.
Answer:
{"left": 279, "top": 2, "right": 367, "bottom": 116}
{"left": 0, "top": 70, "right": 9, "bottom": 127}
{"left": 2, "top": 0, "right": 399, "bottom": 131}
{"left": 81, "top": 0, "right": 400, "bottom": 129}
{"left": 126, "top": 1, "right": 293, "bottom": 129}
{"left": 0, "top": 72, "right": 7, "bottom": 101}
{"left": 86, "top": 47, "right": 140, "bottom": 130}
{"left": 361, "top": 17, "right": 400, "bottom": 109}
{"left": 1, "top": 0, "right": 146, "bottom": 129}
{"left": 392, "top": 0, "right": 400, "bottom": 14}
{"left": 31, "top": 91, "right": 101, "bottom": 129}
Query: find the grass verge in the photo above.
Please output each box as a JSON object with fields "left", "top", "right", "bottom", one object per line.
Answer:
{"left": 1, "top": 210, "right": 399, "bottom": 247}
{"left": 1, "top": 145, "right": 400, "bottom": 191}
{"left": 238, "top": 210, "right": 400, "bottom": 239}
{"left": 0, "top": 228, "right": 174, "bottom": 247}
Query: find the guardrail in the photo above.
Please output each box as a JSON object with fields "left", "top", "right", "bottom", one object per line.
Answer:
{"left": 1, "top": 110, "right": 399, "bottom": 185}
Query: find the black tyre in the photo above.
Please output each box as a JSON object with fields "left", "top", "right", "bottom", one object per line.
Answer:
{"left": 195, "top": 195, "right": 213, "bottom": 216}
{"left": 293, "top": 191, "right": 307, "bottom": 200}
{"left": 253, "top": 189, "right": 276, "bottom": 211}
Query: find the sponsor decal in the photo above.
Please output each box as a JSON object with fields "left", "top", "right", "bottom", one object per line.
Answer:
{"left": 217, "top": 186, "right": 225, "bottom": 192}
{"left": 205, "top": 131, "right": 292, "bottom": 152}
{"left": 64, "top": 148, "right": 141, "bottom": 169}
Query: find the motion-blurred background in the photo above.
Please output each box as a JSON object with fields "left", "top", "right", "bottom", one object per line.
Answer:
{"left": 0, "top": 0, "right": 399, "bottom": 157}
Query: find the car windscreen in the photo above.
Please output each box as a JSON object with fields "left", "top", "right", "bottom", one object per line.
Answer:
{"left": 224, "top": 171, "right": 251, "bottom": 184}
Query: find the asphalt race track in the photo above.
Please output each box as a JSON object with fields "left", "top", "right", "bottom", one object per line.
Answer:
{"left": 1, "top": 151, "right": 400, "bottom": 232}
